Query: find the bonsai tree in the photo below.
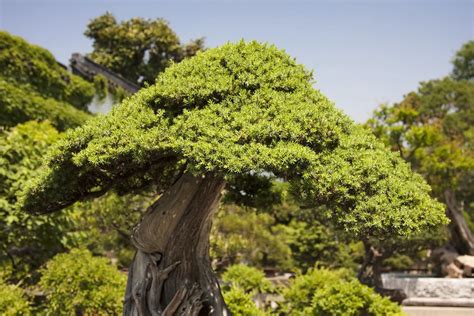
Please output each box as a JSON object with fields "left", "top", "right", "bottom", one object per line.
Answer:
{"left": 21, "top": 41, "right": 446, "bottom": 315}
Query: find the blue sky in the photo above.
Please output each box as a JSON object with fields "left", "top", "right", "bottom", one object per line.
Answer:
{"left": 1, "top": 0, "right": 472, "bottom": 121}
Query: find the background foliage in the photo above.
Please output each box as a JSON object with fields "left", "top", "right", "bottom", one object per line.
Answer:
{"left": 39, "top": 248, "right": 126, "bottom": 315}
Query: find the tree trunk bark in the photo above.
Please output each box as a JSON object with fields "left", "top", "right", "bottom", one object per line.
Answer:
{"left": 357, "top": 241, "right": 384, "bottom": 289}
{"left": 123, "top": 173, "right": 230, "bottom": 316}
{"left": 445, "top": 189, "right": 474, "bottom": 256}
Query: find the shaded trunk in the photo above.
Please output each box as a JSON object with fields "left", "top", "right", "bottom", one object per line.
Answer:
{"left": 445, "top": 189, "right": 474, "bottom": 256}
{"left": 357, "top": 241, "right": 384, "bottom": 289}
{"left": 123, "top": 173, "right": 229, "bottom": 316}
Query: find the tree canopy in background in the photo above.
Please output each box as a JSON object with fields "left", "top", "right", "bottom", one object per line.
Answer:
{"left": 367, "top": 40, "right": 474, "bottom": 256}
{"left": 0, "top": 31, "right": 98, "bottom": 279}
{"left": 452, "top": 40, "right": 474, "bottom": 81}
{"left": 0, "top": 31, "right": 93, "bottom": 130}
{"left": 84, "top": 12, "right": 204, "bottom": 86}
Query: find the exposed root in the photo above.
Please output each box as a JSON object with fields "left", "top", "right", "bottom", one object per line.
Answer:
{"left": 128, "top": 254, "right": 204, "bottom": 316}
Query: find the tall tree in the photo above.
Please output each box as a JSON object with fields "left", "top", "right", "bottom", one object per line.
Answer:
{"left": 21, "top": 41, "right": 446, "bottom": 315}
{"left": 0, "top": 32, "right": 95, "bottom": 280}
{"left": 452, "top": 40, "right": 474, "bottom": 81}
{"left": 367, "top": 41, "right": 474, "bottom": 256}
{"left": 84, "top": 12, "right": 204, "bottom": 86}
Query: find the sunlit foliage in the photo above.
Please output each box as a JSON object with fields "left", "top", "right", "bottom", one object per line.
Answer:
{"left": 39, "top": 248, "right": 126, "bottom": 315}
{"left": 21, "top": 41, "right": 446, "bottom": 249}
{"left": 85, "top": 12, "right": 204, "bottom": 85}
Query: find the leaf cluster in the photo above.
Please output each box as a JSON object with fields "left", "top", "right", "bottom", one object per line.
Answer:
{"left": 0, "top": 31, "right": 93, "bottom": 129}
{"left": 85, "top": 12, "right": 204, "bottom": 85}
{"left": 0, "top": 79, "right": 91, "bottom": 130}
{"left": 39, "top": 248, "right": 126, "bottom": 315}
{"left": 0, "top": 276, "right": 31, "bottom": 316}
{"left": 0, "top": 122, "right": 72, "bottom": 279}
{"left": 0, "top": 31, "right": 95, "bottom": 111}
{"left": 283, "top": 268, "right": 403, "bottom": 316}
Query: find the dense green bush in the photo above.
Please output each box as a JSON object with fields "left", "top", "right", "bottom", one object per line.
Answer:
{"left": 0, "top": 277, "right": 31, "bottom": 315}
{"left": 0, "top": 79, "right": 91, "bottom": 130}
{"left": 39, "top": 248, "right": 126, "bottom": 315}
{"left": 211, "top": 204, "right": 293, "bottom": 271}
{"left": 283, "top": 267, "right": 403, "bottom": 315}
{"left": 0, "top": 31, "right": 95, "bottom": 110}
{"left": 222, "top": 264, "right": 273, "bottom": 294}
{"left": 0, "top": 121, "right": 73, "bottom": 280}
{"left": 287, "top": 218, "right": 363, "bottom": 273}
{"left": 222, "top": 286, "right": 266, "bottom": 316}
{"left": 309, "top": 280, "right": 402, "bottom": 315}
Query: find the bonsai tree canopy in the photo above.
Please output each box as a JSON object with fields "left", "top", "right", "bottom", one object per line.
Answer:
{"left": 21, "top": 41, "right": 447, "bottom": 315}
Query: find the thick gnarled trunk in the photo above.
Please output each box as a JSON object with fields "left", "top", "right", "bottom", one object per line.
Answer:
{"left": 445, "top": 190, "right": 474, "bottom": 256}
{"left": 123, "top": 174, "right": 229, "bottom": 316}
{"left": 357, "top": 241, "right": 384, "bottom": 289}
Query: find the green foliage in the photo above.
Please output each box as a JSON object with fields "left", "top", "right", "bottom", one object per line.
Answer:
{"left": 452, "top": 40, "right": 474, "bottom": 81}
{"left": 211, "top": 204, "right": 293, "bottom": 270}
{"left": 221, "top": 264, "right": 270, "bottom": 316}
{"left": 367, "top": 41, "right": 474, "bottom": 257}
{"left": 224, "top": 174, "right": 284, "bottom": 210}
{"left": 291, "top": 125, "right": 447, "bottom": 238}
{"left": 0, "top": 79, "right": 91, "bottom": 130}
{"left": 308, "top": 280, "right": 402, "bottom": 316}
{"left": 85, "top": 12, "right": 204, "bottom": 85}
{"left": 93, "top": 74, "right": 108, "bottom": 101}
{"left": 65, "top": 191, "right": 153, "bottom": 268}
{"left": 39, "top": 248, "right": 126, "bottom": 315}
{"left": 222, "top": 286, "right": 266, "bottom": 316}
{"left": 222, "top": 264, "right": 273, "bottom": 294}
{"left": 0, "top": 31, "right": 94, "bottom": 110}
{"left": 0, "top": 121, "right": 73, "bottom": 279}
{"left": 0, "top": 277, "right": 31, "bottom": 316}
{"left": 21, "top": 41, "right": 447, "bottom": 247}
{"left": 287, "top": 219, "right": 363, "bottom": 272}
{"left": 368, "top": 77, "right": 473, "bottom": 199}
{"left": 110, "top": 86, "right": 128, "bottom": 103}
{"left": 283, "top": 268, "right": 403, "bottom": 316}
{"left": 283, "top": 267, "right": 351, "bottom": 312}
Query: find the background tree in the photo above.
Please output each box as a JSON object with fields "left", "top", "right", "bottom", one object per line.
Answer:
{"left": 210, "top": 203, "right": 294, "bottom": 271}
{"left": 0, "top": 31, "right": 94, "bottom": 130}
{"left": 367, "top": 41, "right": 474, "bottom": 257}
{"left": 21, "top": 41, "right": 446, "bottom": 315}
{"left": 452, "top": 40, "right": 474, "bottom": 81}
{"left": 0, "top": 32, "right": 98, "bottom": 281}
{"left": 84, "top": 12, "right": 204, "bottom": 86}
{"left": 0, "top": 121, "right": 72, "bottom": 280}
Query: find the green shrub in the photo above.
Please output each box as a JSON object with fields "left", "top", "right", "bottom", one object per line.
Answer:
{"left": 283, "top": 267, "right": 403, "bottom": 316}
{"left": 0, "top": 278, "right": 31, "bottom": 315}
{"left": 0, "top": 31, "right": 95, "bottom": 110}
{"left": 0, "top": 79, "right": 90, "bottom": 130}
{"left": 222, "top": 264, "right": 273, "bottom": 294}
{"left": 211, "top": 204, "right": 293, "bottom": 271}
{"left": 93, "top": 74, "right": 108, "bottom": 101}
{"left": 222, "top": 286, "right": 266, "bottom": 316}
{"left": 309, "top": 280, "right": 402, "bottom": 315}
{"left": 39, "top": 248, "right": 126, "bottom": 315}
